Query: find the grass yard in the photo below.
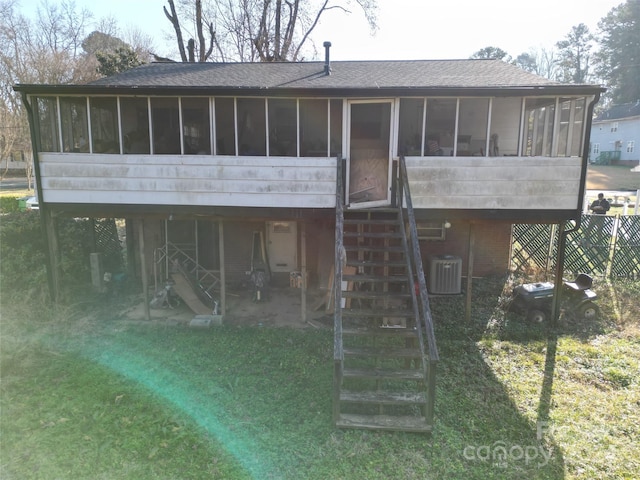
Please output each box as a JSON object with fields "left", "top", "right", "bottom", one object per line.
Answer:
{"left": 1, "top": 276, "right": 638, "bottom": 480}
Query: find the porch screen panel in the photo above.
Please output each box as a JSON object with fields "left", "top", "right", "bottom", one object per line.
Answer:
{"left": 237, "top": 98, "right": 266, "bottom": 156}
{"left": 34, "top": 97, "right": 59, "bottom": 152}
{"left": 330, "top": 99, "right": 343, "bottom": 157}
{"left": 490, "top": 97, "right": 521, "bottom": 156}
{"left": 182, "top": 97, "right": 211, "bottom": 154}
{"left": 215, "top": 97, "right": 235, "bottom": 155}
{"left": 556, "top": 98, "right": 572, "bottom": 157}
{"left": 570, "top": 98, "right": 586, "bottom": 157}
{"left": 397, "top": 98, "right": 424, "bottom": 156}
{"left": 458, "top": 98, "right": 489, "bottom": 156}
{"left": 90, "top": 97, "right": 120, "bottom": 154}
{"left": 300, "top": 99, "right": 328, "bottom": 157}
{"left": 60, "top": 97, "right": 89, "bottom": 153}
{"left": 425, "top": 99, "right": 456, "bottom": 156}
{"left": 121, "top": 97, "right": 150, "bottom": 154}
{"left": 268, "top": 98, "right": 296, "bottom": 156}
{"left": 523, "top": 98, "right": 555, "bottom": 156}
{"left": 151, "top": 97, "right": 180, "bottom": 154}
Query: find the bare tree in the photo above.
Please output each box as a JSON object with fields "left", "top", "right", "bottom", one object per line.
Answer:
{"left": 164, "top": 0, "right": 378, "bottom": 62}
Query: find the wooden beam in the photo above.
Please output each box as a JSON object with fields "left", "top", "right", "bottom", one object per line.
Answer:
{"left": 42, "top": 208, "right": 61, "bottom": 302}
{"left": 137, "top": 219, "right": 150, "bottom": 321}
{"left": 301, "top": 221, "right": 307, "bottom": 323}
{"left": 219, "top": 220, "right": 226, "bottom": 315}
{"left": 465, "top": 223, "right": 476, "bottom": 323}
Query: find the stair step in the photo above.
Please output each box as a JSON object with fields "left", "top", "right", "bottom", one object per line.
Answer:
{"left": 342, "top": 326, "right": 417, "bottom": 336}
{"left": 342, "top": 291, "right": 412, "bottom": 299}
{"left": 336, "top": 413, "right": 432, "bottom": 432}
{"left": 343, "top": 367, "right": 424, "bottom": 380}
{"left": 340, "top": 390, "right": 426, "bottom": 405}
{"left": 345, "top": 245, "right": 405, "bottom": 253}
{"left": 342, "top": 274, "right": 409, "bottom": 283}
{"left": 345, "top": 260, "right": 407, "bottom": 268}
{"left": 343, "top": 231, "right": 403, "bottom": 239}
{"left": 344, "top": 346, "right": 422, "bottom": 358}
{"left": 342, "top": 309, "right": 414, "bottom": 318}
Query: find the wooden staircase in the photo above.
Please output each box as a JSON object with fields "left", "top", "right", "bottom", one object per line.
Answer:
{"left": 333, "top": 207, "right": 434, "bottom": 432}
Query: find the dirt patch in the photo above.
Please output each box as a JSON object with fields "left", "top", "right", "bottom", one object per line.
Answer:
{"left": 587, "top": 165, "right": 640, "bottom": 191}
{"left": 122, "top": 285, "right": 332, "bottom": 329}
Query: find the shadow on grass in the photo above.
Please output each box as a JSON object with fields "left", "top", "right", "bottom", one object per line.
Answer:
{"left": 44, "top": 287, "right": 569, "bottom": 480}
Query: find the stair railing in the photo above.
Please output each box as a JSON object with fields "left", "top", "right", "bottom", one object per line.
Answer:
{"left": 333, "top": 155, "right": 345, "bottom": 423}
{"left": 397, "top": 155, "right": 440, "bottom": 425}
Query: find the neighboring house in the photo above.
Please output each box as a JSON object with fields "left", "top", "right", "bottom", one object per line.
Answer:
{"left": 14, "top": 49, "right": 604, "bottom": 432}
{"left": 589, "top": 101, "right": 640, "bottom": 166}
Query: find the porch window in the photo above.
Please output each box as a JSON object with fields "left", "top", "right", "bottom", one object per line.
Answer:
{"left": 569, "top": 98, "right": 585, "bottom": 157}
{"left": 59, "top": 97, "right": 89, "bottom": 153}
{"left": 457, "top": 98, "right": 489, "bottom": 156}
{"left": 90, "top": 97, "right": 120, "bottom": 154}
{"left": 120, "top": 97, "right": 150, "bottom": 154}
{"left": 268, "top": 98, "right": 296, "bottom": 156}
{"left": 34, "top": 97, "right": 59, "bottom": 152}
{"left": 523, "top": 98, "right": 555, "bottom": 156}
{"left": 237, "top": 98, "right": 266, "bottom": 156}
{"left": 215, "top": 97, "right": 235, "bottom": 155}
{"left": 181, "top": 97, "right": 211, "bottom": 154}
{"left": 425, "top": 99, "right": 456, "bottom": 156}
{"left": 151, "top": 98, "right": 180, "bottom": 154}
{"left": 489, "top": 98, "right": 522, "bottom": 156}
{"left": 300, "top": 99, "right": 328, "bottom": 157}
{"left": 398, "top": 98, "right": 424, "bottom": 156}
{"left": 329, "top": 99, "right": 343, "bottom": 157}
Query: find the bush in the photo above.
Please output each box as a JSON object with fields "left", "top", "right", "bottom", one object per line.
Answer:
{"left": 0, "top": 212, "right": 114, "bottom": 299}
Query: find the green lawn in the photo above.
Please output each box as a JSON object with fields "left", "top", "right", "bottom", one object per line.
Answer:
{"left": 1, "top": 276, "right": 638, "bottom": 479}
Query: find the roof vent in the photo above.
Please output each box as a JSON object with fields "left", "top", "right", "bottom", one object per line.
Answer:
{"left": 323, "top": 41, "right": 332, "bottom": 75}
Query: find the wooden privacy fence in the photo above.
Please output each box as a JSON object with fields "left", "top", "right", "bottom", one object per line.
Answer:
{"left": 511, "top": 214, "right": 640, "bottom": 279}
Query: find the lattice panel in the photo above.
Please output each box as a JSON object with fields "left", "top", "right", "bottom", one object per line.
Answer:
{"left": 562, "top": 215, "right": 615, "bottom": 276}
{"left": 513, "top": 215, "right": 639, "bottom": 279}
{"left": 611, "top": 215, "right": 640, "bottom": 277}
{"left": 93, "top": 218, "right": 124, "bottom": 271}
{"left": 511, "top": 224, "right": 555, "bottom": 274}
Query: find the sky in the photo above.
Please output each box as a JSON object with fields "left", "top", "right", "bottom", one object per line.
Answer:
{"left": 20, "top": 0, "right": 625, "bottom": 61}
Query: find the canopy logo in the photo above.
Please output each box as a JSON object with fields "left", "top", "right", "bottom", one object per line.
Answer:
{"left": 462, "top": 422, "right": 554, "bottom": 469}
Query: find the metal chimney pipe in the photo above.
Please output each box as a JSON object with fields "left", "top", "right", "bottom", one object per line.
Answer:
{"left": 323, "top": 41, "right": 332, "bottom": 75}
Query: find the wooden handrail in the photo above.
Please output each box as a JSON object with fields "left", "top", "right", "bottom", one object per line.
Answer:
{"left": 397, "top": 155, "right": 439, "bottom": 424}
{"left": 334, "top": 156, "right": 345, "bottom": 362}
{"left": 398, "top": 156, "right": 440, "bottom": 363}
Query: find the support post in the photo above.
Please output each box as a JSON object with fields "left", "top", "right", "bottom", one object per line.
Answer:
{"left": 465, "top": 223, "right": 476, "bottom": 323}
{"left": 301, "top": 221, "right": 307, "bottom": 323}
{"left": 218, "top": 220, "right": 226, "bottom": 315}
{"left": 42, "top": 208, "right": 61, "bottom": 302}
{"left": 137, "top": 219, "right": 150, "bottom": 321}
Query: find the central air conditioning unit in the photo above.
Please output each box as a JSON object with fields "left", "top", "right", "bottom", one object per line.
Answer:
{"left": 427, "top": 255, "right": 462, "bottom": 294}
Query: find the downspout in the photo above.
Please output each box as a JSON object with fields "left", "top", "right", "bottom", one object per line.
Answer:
{"left": 551, "top": 91, "right": 602, "bottom": 323}
{"left": 21, "top": 92, "right": 58, "bottom": 301}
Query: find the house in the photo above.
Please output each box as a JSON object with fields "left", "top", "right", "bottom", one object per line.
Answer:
{"left": 589, "top": 101, "right": 640, "bottom": 167}
{"left": 14, "top": 47, "right": 604, "bottom": 432}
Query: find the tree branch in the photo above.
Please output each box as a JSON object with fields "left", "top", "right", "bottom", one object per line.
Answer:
{"left": 164, "top": 0, "right": 187, "bottom": 62}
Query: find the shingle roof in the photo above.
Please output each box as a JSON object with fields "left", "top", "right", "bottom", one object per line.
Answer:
{"left": 594, "top": 101, "right": 640, "bottom": 121}
{"left": 87, "top": 59, "right": 560, "bottom": 89}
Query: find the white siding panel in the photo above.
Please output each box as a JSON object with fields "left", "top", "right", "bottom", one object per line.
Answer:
{"left": 405, "top": 156, "right": 583, "bottom": 210}
{"left": 38, "top": 153, "right": 337, "bottom": 208}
